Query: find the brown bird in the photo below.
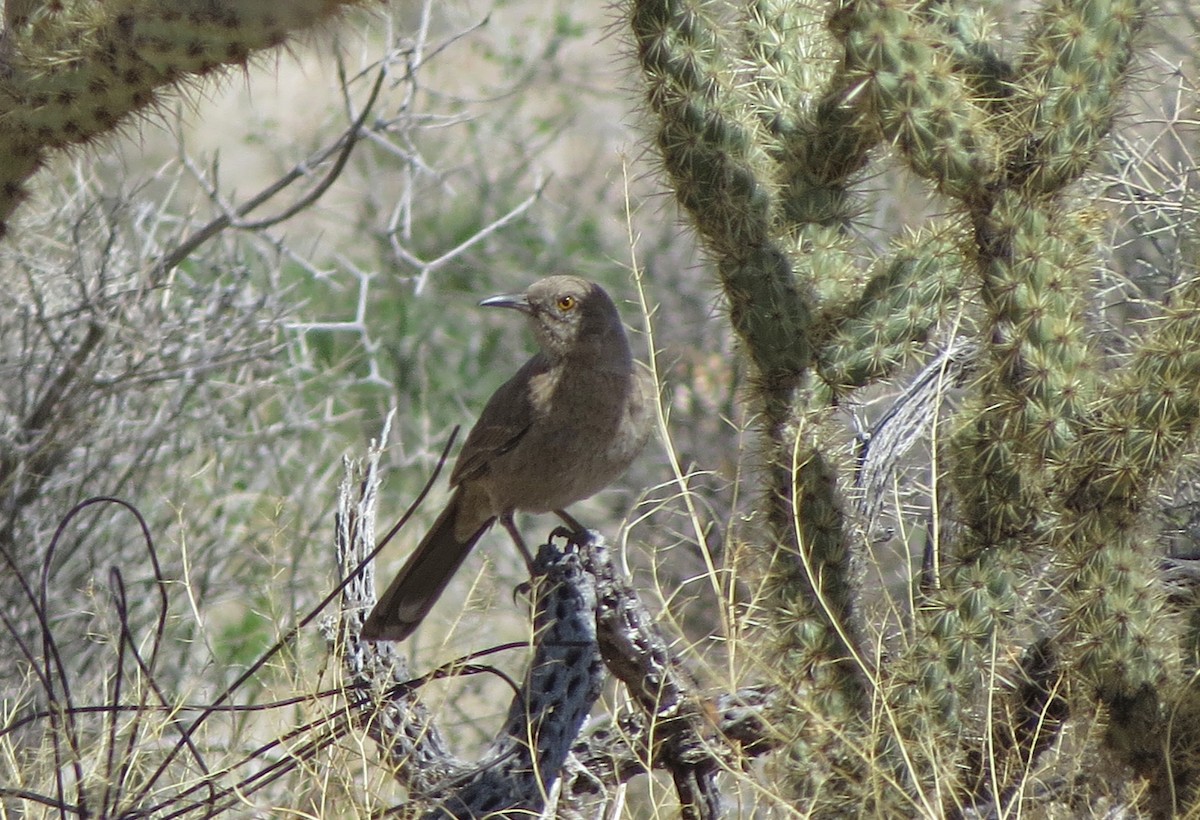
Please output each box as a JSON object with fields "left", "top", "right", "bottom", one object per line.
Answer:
{"left": 361, "top": 275, "right": 654, "bottom": 642}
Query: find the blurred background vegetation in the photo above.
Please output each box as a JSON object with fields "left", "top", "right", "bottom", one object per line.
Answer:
{"left": 0, "top": 0, "right": 740, "bottom": 814}
{"left": 2, "top": 0, "right": 1199, "bottom": 815}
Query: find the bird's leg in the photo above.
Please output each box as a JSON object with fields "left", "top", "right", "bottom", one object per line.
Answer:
{"left": 500, "top": 511, "right": 536, "bottom": 571}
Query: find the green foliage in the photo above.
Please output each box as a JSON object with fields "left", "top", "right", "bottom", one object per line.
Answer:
{"left": 630, "top": 0, "right": 1200, "bottom": 812}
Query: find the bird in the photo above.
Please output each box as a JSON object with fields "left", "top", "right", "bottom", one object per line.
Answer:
{"left": 361, "top": 275, "right": 654, "bottom": 642}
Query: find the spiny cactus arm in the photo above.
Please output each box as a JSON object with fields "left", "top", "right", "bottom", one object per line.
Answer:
{"left": 975, "top": 0, "right": 1161, "bottom": 740}
{"left": 1053, "top": 500, "right": 1168, "bottom": 771}
{"left": 0, "top": 0, "right": 365, "bottom": 237}
{"left": 1055, "top": 281, "right": 1200, "bottom": 680}
{"left": 828, "top": 0, "right": 1000, "bottom": 202}
{"left": 956, "top": 0, "right": 1146, "bottom": 476}
{"left": 634, "top": 3, "right": 931, "bottom": 777}
{"left": 956, "top": 275, "right": 1200, "bottom": 781}
{"left": 944, "top": 0, "right": 1141, "bottom": 558}
{"left": 631, "top": 0, "right": 813, "bottom": 406}
{"left": 1064, "top": 292, "right": 1200, "bottom": 513}
{"left": 779, "top": 98, "right": 878, "bottom": 232}
{"left": 889, "top": 0, "right": 1132, "bottom": 764}
{"left": 933, "top": 0, "right": 1145, "bottom": 667}
{"left": 913, "top": 216, "right": 1089, "bottom": 746}
{"left": 631, "top": 0, "right": 775, "bottom": 260}
{"left": 754, "top": 406, "right": 903, "bottom": 811}
{"left": 1008, "top": 0, "right": 1147, "bottom": 194}
{"left": 1057, "top": 518, "right": 1167, "bottom": 760}
{"left": 815, "top": 231, "right": 965, "bottom": 396}
{"left": 740, "top": 0, "right": 829, "bottom": 145}
{"left": 975, "top": 196, "right": 1096, "bottom": 451}
{"left": 743, "top": 0, "right": 878, "bottom": 230}
{"left": 949, "top": 196, "right": 1095, "bottom": 555}
{"left": 763, "top": 428, "right": 866, "bottom": 704}
{"left": 918, "top": 200, "right": 1094, "bottom": 759}
{"left": 920, "top": 0, "right": 1014, "bottom": 102}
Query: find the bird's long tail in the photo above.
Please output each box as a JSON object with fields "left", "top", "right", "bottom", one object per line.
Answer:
{"left": 361, "top": 489, "right": 494, "bottom": 641}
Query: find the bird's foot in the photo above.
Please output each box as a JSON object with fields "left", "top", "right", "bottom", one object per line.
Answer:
{"left": 550, "top": 524, "right": 589, "bottom": 548}
{"left": 551, "top": 509, "right": 591, "bottom": 548}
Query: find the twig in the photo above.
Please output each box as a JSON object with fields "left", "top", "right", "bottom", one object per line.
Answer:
{"left": 153, "top": 66, "right": 387, "bottom": 279}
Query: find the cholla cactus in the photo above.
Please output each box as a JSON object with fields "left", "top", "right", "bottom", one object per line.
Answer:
{"left": 631, "top": 0, "right": 1200, "bottom": 812}
{"left": 0, "top": 0, "right": 363, "bottom": 236}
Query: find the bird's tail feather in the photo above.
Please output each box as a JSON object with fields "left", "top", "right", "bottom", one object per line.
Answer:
{"left": 361, "top": 490, "right": 494, "bottom": 641}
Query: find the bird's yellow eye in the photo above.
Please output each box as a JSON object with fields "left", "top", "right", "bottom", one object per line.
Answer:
{"left": 556, "top": 295, "right": 576, "bottom": 311}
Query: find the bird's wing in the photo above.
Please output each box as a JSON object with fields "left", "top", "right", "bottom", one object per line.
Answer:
{"left": 449, "top": 353, "right": 549, "bottom": 487}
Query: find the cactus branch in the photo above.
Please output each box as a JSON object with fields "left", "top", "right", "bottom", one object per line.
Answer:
{"left": 0, "top": 0, "right": 366, "bottom": 237}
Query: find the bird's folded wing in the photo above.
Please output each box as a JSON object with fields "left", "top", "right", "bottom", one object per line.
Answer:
{"left": 450, "top": 354, "right": 549, "bottom": 487}
{"left": 450, "top": 420, "right": 531, "bottom": 486}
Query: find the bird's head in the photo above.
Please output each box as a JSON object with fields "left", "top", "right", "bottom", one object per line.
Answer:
{"left": 480, "top": 275, "right": 631, "bottom": 363}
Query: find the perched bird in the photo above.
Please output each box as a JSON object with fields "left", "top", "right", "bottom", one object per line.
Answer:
{"left": 361, "top": 275, "right": 654, "bottom": 641}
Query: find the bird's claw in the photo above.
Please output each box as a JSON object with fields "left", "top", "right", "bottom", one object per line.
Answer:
{"left": 550, "top": 524, "right": 588, "bottom": 547}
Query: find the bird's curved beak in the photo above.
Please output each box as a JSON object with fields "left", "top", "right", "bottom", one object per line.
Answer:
{"left": 479, "top": 292, "right": 533, "bottom": 314}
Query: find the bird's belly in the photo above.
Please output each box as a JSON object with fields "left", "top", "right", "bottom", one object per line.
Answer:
{"left": 483, "top": 413, "right": 641, "bottom": 513}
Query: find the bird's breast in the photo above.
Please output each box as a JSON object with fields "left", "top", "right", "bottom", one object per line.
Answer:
{"left": 481, "top": 366, "right": 650, "bottom": 514}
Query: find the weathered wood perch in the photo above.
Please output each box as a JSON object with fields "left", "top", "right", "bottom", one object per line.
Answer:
{"left": 331, "top": 433, "right": 781, "bottom": 818}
